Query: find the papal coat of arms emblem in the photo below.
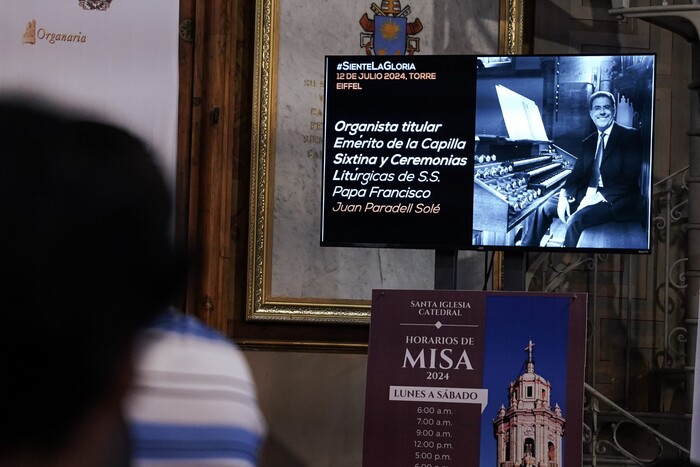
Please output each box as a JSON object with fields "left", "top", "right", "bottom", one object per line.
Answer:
{"left": 79, "top": 0, "right": 113, "bottom": 11}
{"left": 359, "top": 0, "right": 423, "bottom": 55}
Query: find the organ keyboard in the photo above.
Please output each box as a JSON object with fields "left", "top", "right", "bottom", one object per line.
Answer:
{"left": 472, "top": 136, "right": 577, "bottom": 242}
{"left": 529, "top": 168, "right": 572, "bottom": 191}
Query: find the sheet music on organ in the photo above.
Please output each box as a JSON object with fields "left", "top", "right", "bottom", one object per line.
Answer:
{"left": 495, "top": 84, "right": 549, "bottom": 142}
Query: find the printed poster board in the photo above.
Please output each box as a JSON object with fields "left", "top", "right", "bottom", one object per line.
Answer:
{"left": 363, "top": 289, "right": 587, "bottom": 466}
{"left": 0, "top": 0, "right": 179, "bottom": 193}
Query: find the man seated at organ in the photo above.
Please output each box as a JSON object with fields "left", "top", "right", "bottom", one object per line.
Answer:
{"left": 520, "top": 91, "right": 645, "bottom": 248}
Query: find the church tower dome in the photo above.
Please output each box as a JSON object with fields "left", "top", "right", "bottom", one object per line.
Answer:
{"left": 493, "top": 339, "right": 566, "bottom": 467}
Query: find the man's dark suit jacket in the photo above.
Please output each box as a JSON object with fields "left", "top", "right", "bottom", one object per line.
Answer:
{"left": 562, "top": 122, "right": 645, "bottom": 222}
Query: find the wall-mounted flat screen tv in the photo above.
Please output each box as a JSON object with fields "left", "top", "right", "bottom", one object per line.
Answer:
{"left": 321, "top": 54, "right": 656, "bottom": 254}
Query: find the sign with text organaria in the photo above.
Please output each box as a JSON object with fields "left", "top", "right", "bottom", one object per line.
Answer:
{"left": 322, "top": 55, "right": 476, "bottom": 248}
{"left": 362, "top": 289, "right": 587, "bottom": 467}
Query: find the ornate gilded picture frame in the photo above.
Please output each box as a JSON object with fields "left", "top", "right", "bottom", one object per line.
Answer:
{"left": 244, "top": 0, "right": 526, "bottom": 345}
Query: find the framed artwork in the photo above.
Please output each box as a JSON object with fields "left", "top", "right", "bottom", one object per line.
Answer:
{"left": 242, "top": 0, "right": 527, "bottom": 348}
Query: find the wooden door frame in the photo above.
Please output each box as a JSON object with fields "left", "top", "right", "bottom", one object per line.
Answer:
{"left": 177, "top": 0, "right": 243, "bottom": 334}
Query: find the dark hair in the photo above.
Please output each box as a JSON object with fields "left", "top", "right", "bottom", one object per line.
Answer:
{"left": 0, "top": 99, "right": 178, "bottom": 452}
{"left": 588, "top": 90, "right": 616, "bottom": 111}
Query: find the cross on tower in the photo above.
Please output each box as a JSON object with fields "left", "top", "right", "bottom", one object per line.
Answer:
{"left": 525, "top": 338, "right": 535, "bottom": 363}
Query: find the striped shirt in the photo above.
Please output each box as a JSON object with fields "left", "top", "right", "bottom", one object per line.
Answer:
{"left": 125, "top": 310, "right": 266, "bottom": 466}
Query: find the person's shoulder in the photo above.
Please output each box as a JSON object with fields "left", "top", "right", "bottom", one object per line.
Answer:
{"left": 613, "top": 122, "right": 638, "bottom": 133}
{"left": 127, "top": 308, "right": 267, "bottom": 466}
{"left": 612, "top": 123, "right": 642, "bottom": 145}
{"left": 135, "top": 308, "right": 252, "bottom": 377}
{"left": 146, "top": 308, "right": 229, "bottom": 343}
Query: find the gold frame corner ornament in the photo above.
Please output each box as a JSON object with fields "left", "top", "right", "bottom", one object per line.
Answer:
{"left": 246, "top": 0, "right": 526, "bottom": 330}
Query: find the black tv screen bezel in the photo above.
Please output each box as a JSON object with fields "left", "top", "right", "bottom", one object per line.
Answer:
{"left": 321, "top": 53, "right": 656, "bottom": 255}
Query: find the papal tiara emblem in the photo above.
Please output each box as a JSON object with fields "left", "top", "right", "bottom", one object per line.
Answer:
{"left": 79, "top": 0, "right": 113, "bottom": 11}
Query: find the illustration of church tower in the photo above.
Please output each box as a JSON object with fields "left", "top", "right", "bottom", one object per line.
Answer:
{"left": 493, "top": 339, "right": 565, "bottom": 467}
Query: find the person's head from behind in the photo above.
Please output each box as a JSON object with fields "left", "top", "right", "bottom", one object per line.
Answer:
{"left": 0, "top": 98, "right": 178, "bottom": 466}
